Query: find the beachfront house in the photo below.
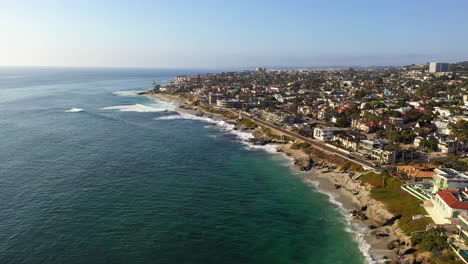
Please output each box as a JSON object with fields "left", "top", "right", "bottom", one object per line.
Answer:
{"left": 432, "top": 169, "right": 468, "bottom": 192}
{"left": 313, "top": 127, "right": 341, "bottom": 141}
{"left": 333, "top": 131, "right": 366, "bottom": 151}
{"left": 424, "top": 189, "right": 468, "bottom": 224}
{"left": 397, "top": 164, "right": 438, "bottom": 183}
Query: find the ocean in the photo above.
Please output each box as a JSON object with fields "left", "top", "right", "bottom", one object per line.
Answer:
{"left": 0, "top": 67, "right": 368, "bottom": 264}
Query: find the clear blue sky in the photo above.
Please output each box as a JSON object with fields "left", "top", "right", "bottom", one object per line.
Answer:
{"left": 1, "top": 0, "right": 467, "bottom": 68}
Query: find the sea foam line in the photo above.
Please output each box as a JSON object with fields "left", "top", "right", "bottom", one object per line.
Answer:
{"left": 307, "top": 179, "right": 375, "bottom": 264}
{"left": 65, "top": 108, "right": 83, "bottom": 112}
{"left": 174, "top": 111, "right": 256, "bottom": 142}
{"left": 112, "top": 90, "right": 144, "bottom": 97}
{"left": 101, "top": 104, "right": 170, "bottom": 113}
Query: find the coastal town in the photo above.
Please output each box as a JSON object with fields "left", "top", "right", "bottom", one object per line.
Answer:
{"left": 146, "top": 62, "right": 468, "bottom": 264}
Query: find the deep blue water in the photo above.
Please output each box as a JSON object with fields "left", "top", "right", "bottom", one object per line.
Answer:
{"left": 0, "top": 67, "right": 367, "bottom": 264}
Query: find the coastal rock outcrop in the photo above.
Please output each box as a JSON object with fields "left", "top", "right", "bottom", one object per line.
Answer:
{"left": 364, "top": 199, "right": 397, "bottom": 226}
{"left": 276, "top": 145, "right": 313, "bottom": 171}
{"left": 294, "top": 158, "right": 313, "bottom": 171}
{"left": 351, "top": 209, "right": 368, "bottom": 220}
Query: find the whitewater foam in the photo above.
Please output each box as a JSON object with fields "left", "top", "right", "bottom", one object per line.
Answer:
{"left": 101, "top": 104, "right": 169, "bottom": 113}
{"left": 155, "top": 115, "right": 185, "bottom": 120}
{"left": 248, "top": 144, "right": 278, "bottom": 154}
{"left": 65, "top": 108, "right": 83, "bottom": 112}
{"left": 113, "top": 90, "right": 178, "bottom": 111}
{"left": 307, "top": 179, "right": 375, "bottom": 264}
{"left": 112, "top": 90, "right": 143, "bottom": 97}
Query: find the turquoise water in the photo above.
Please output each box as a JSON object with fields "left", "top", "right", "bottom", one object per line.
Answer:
{"left": 0, "top": 68, "right": 367, "bottom": 264}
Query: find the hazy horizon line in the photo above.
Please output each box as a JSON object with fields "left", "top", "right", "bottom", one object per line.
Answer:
{"left": 0, "top": 61, "right": 462, "bottom": 71}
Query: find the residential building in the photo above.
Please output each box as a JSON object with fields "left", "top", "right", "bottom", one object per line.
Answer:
{"left": 358, "top": 139, "right": 417, "bottom": 164}
{"left": 159, "top": 86, "right": 174, "bottom": 93}
{"left": 216, "top": 99, "right": 242, "bottom": 109}
{"left": 432, "top": 169, "right": 468, "bottom": 192}
{"left": 333, "top": 132, "right": 366, "bottom": 150}
{"left": 424, "top": 189, "right": 468, "bottom": 224}
{"left": 208, "top": 93, "right": 221, "bottom": 105}
{"left": 397, "top": 164, "right": 438, "bottom": 183}
{"left": 175, "top": 76, "right": 188, "bottom": 84}
{"left": 429, "top": 62, "right": 450, "bottom": 73}
{"left": 389, "top": 117, "right": 406, "bottom": 125}
{"left": 457, "top": 214, "right": 468, "bottom": 241}
{"left": 313, "top": 127, "right": 341, "bottom": 141}
{"left": 352, "top": 120, "right": 378, "bottom": 133}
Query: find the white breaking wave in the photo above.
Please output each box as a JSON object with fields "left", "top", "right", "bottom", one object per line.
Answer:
{"left": 112, "top": 90, "right": 178, "bottom": 111}
{"left": 179, "top": 112, "right": 255, "bottom": 142}
{"left": 101, "top": 104, "right": 168, "bottom": 112}
{"left": 307, "top": 179, "right": 375, "bottom": 264}
{"left": 154, "top": 115, "right": 185, "bottom": 120}
{"left": 112, "top": 90, "right": 143, "bottom": 97}
{"left": 65, "top": 108, "right": 83, "bottom": 112}
{"left": 154, "top": 111, "right": 260, "bottom": 145}
{"left": 248, "top": 144, "right": 278, "bottom": 154}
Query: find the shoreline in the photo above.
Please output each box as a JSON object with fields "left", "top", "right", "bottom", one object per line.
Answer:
{"left": 305, "top": 170, "right": 397, "bottom": 262}
{"left": 143, "top": 92, "right": 407, "bottom": 263}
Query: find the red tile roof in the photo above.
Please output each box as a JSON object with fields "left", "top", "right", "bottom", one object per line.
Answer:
{"left": 437, "top": 190, "right": 468, "bottom": 210}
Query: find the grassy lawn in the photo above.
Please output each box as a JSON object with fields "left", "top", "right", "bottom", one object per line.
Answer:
{"left": 260, "top": 126, "right": 290, "bottom": 141}
{"left": 361, "top": 172, "right": 433, "bottom": 235}
{"left": 360, "top": 172, "right": 385, "bottom": 187}
{"left": 199, "top": 106, "right": 238, "bottom": 120}
{"left": 291, "top": 142, "right": 311, "bottom": 150}
{"left": 239, "top": 118, "right": 258, "bottom": 129}
{"left": 340, "top": 161, "right": 364, "bottom": 172}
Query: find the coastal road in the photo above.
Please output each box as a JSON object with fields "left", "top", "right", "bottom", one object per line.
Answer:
{"left": 240, "top": 113, "right": 379, "bottom": 172}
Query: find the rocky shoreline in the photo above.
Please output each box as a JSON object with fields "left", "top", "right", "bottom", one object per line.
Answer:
{"left": 143, "top": 91, "right": 418, "bottom": 263}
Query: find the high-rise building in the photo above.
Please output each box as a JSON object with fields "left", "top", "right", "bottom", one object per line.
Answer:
{"left": 429, "top": 62, "right": 450, "bottom": 73}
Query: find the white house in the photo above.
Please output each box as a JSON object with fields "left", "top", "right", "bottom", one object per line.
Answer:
{"left": 313, "top": 127, "right": 341, "bottom": 141}
{"left": 432, "top": 168, "right": 468, "bottom": 192}
{"left": 433, "top": 120, "right": 451, "bottom": 135}
{"left": 434, "top": 107, "right": 452, "bottom": 118}
{"left": 424, "top": 190, "right": 468, "bottom": 224}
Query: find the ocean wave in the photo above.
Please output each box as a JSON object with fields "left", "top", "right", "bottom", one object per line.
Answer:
{"left": 307, "top": 179, "right": 375, "bottom": 264}
{"left": 112, "top": 91, "right": 178, "bottom": 111}
{"left": 101, "top": 104, "right": 169, "bottom": 112}
{"left": 147, "top": 99, "right": 289, "bottom": 158}
{"left": 154, "top": 115, "right": 185, "bottom": 120}
{"left": 112, "top": 90, "right": 143, "bottom": 97}
{"left": 247, "top": 144, "right": 278, "bottom": 154}
{"left": 180, "top": 113, "right": 256, "bottom": 142}
{"left": 65, "top": 108, "right": 83, "bottom": 112}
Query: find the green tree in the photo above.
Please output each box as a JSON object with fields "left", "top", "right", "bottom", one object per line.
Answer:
{"left": 419, "top": 139, "right": 438, "bottom": 152}
{"left": 449, "top": 120, "right": 468, "bottom": 141}
{"left": 335, "top": 117, "right": 351, "bottom": 128}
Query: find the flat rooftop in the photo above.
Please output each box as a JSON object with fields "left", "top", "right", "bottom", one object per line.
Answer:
{"left": 435, "top": 168, "right": 468, "bottom": 180}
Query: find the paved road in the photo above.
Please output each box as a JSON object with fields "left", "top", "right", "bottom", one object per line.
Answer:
{"left": 240, "top": 113, "right": 379, "bottom": 171}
